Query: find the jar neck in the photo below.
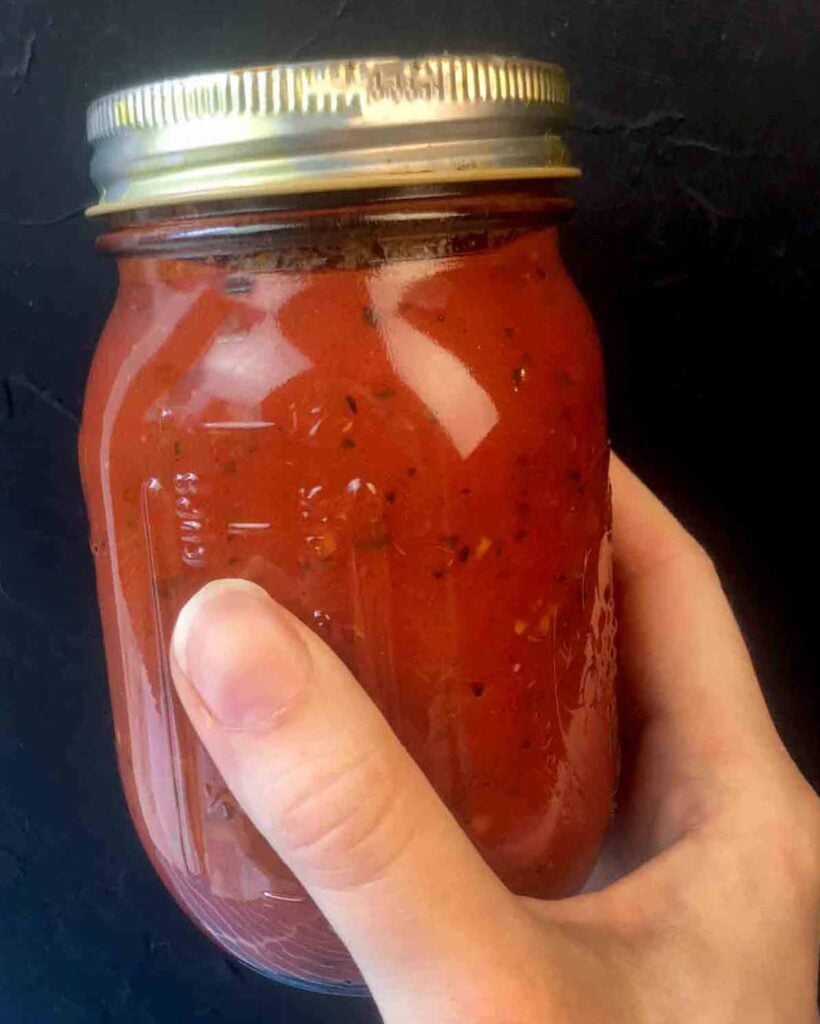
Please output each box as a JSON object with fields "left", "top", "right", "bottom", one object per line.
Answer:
{"left": 96, "top": 183, "right": 573, "bottom": 271}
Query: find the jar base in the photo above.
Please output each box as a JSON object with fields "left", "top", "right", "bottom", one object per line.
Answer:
{"left": 229, "top": 948, "right": 369, "bottom": 998}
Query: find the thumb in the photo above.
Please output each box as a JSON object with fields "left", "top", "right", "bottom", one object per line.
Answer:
{"left": 169, "top": 579, "right": 539, "bottom": 1010}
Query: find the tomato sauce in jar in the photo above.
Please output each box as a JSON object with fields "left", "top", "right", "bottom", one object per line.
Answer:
{"left": 81, "top": 56, "right": 617, "bottom": 993}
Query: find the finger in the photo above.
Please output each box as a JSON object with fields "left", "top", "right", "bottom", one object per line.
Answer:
{"left": 611, "top": 456, "right": 776, "bottom": 740}
{"left": 170, "top": 580, "right": 544, "bottom": 1010}
{"left": 609, "top": 456, "right": 791, "bottom": 843}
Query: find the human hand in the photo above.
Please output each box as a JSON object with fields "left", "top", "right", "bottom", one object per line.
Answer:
{"left": 169, "top": 457, "right": 820, "bottom": 1023}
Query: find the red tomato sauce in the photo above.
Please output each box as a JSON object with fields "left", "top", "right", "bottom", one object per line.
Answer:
{"left": 80, "top": 194, "right": 617, "bottom": 991}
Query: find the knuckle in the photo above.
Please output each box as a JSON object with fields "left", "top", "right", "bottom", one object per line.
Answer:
{"left": 757, "top": 788, "right": 820, "bottom": 897}
{"left": 646, "top": 532, "right": 720, "bottom": 589}
{"left": 680, "top": 534, "right": 718, "bottom": 578}
{"left": 275, "top": 741, "right": 414, "bottom": 888}
{"left": 789, "top": 795, "right": 820, "bottom": 885}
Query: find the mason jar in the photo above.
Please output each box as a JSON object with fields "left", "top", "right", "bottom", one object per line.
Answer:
{"left": 80, "top": 55, "right": 618, "bottom": 994}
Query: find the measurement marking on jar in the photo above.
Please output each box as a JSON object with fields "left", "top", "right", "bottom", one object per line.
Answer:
{"left": 227, "top": 522, "right": 272, "bottom": 534}
{"left": 174, "top": 471, "right": 208, "bottom": 567}
{"left": 203, "top": 420, "right": 277, "bottom": 429}
{"left": 140, "top": 476, "right": 203, "bottom": 875}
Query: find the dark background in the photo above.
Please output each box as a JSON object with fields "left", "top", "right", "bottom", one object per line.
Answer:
{"left": 1, "top": 0, "right": 817, "bottom": 1020}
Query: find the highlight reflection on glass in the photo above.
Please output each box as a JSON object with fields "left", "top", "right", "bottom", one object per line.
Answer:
{"left": 370, "top": 261, "right": 500, "bottom": 460}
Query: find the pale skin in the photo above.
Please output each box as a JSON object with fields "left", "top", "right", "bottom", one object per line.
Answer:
{"left": 170, "top": 457, "right": 820, "bottom": 1023}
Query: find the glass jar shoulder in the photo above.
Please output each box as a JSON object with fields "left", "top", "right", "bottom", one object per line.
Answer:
{"left": 84, "top": 227, "right": 603, "bottom": 464}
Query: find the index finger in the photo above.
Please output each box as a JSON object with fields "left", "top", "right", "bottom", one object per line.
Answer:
{"left": 610, "top": 455, "right": 778, "bottom": 754}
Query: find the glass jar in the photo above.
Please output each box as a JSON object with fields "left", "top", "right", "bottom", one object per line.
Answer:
{"left": 80, "top": 56, "right": 617, "bottom": 994}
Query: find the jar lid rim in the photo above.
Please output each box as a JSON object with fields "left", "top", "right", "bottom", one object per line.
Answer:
{"left": 86, "top": 54, "right": 578, "bottom": 216}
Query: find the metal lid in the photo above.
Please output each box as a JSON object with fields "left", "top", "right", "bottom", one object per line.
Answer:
{"left": 86, "top": 54, "right": 578, "bottom": 216}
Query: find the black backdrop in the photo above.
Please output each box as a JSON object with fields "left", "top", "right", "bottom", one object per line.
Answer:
{"left": 1, "top": 1, "right": 817, "bottom": 1021}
